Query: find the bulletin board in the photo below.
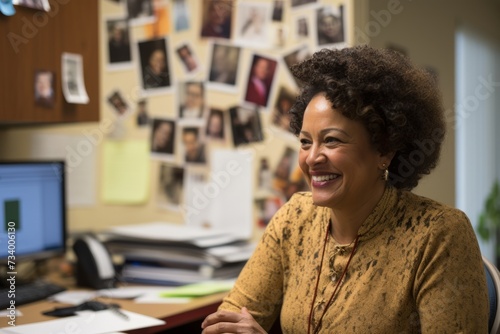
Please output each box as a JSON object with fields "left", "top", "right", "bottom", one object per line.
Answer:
{"left": 0, "top": 1, "right": 99, "bottom": 124}
{"left": 98, "top": 0, "right": 352, "bottom": 234}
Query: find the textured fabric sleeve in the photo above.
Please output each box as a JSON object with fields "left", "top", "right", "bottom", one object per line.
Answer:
{"left": 414, "top": 208, "right": 489, "bottom": 333}
{"left": 218, "top": 201, "right": 289, "bottom": 331}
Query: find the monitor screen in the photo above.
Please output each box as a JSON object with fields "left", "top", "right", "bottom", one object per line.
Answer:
{"left": 0, "top": 161, "right": 66, "bottom": 262}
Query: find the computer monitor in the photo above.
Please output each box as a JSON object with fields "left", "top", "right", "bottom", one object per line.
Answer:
{"left": 0, "top": 161, "right": 66, "bottom": 264}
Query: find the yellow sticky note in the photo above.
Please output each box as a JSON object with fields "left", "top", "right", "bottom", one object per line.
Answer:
{"left": 102, "top": 140, "right": 150, "bottom": 204}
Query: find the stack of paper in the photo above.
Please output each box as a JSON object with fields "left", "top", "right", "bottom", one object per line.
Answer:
{"left": 103, "top": 222, "right": 256, "bottom": 286}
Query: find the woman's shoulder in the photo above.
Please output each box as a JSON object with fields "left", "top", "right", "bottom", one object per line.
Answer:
{"left": 397, "top": 190, "right": 471, "bottom": 228}
{"left": 264, "top": 191, "right": 326, "bottom": 244}
{"left": 282, "top": 191, "right": 315, "bottom": 212}
{"left": 269, "top": 191, "right": 323, "bottom": 225}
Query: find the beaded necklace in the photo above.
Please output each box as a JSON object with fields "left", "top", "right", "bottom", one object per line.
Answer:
{"left": 307, "top": 224, "right": 360, "bottom": 334}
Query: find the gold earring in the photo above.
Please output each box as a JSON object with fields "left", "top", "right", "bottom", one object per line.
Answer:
{"left": 381, "top": 163, "right": 389, "bottom": 181}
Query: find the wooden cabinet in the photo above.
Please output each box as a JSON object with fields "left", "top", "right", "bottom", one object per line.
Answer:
{"left": 0, "top": 1, "right": 99, "bottom": 124}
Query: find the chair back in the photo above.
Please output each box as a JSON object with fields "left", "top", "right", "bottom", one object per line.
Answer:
{"left": 484, "top": 256, "right": 500, "bottom": 334}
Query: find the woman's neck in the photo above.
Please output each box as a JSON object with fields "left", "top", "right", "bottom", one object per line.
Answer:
{"left": 329, "top": 185, "right": 386, "bottom": 244}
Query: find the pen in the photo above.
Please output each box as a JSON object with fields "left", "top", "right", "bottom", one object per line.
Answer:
{"left": 109, "top": 304, "right": 129, "bottom": 320}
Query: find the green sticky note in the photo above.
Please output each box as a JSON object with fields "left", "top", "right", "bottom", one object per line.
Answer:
{"left": 159, "top": 281, "right": 234, "bottom": 298}
{"left": 4, "top": 199, "right": 20, "bottom": 231}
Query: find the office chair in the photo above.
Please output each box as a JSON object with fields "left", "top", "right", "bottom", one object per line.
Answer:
{"left": 484, "top": 255, "right": 500, "bottom": 334}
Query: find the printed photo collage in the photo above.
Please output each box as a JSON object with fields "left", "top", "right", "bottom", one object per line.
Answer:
{"left": 103, "top": 0, "right": 348, "bottom": 223}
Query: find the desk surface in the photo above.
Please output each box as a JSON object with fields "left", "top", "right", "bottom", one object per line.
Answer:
{"left": 9, "top": 279, "right": 227, "bottom": 333}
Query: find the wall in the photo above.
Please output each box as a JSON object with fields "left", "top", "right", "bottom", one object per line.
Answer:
{"left": 0, "top": 0, "right": 355, "bottom": 236}
{"left": 3, "top": 1, "right": 494, "bottom": 236}
{"left": 361, "top": 0, "right": 500, "bottom": 207}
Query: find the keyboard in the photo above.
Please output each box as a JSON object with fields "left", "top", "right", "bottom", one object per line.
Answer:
{"left": 0, "top": 280, "right": 66, "bottom": 309}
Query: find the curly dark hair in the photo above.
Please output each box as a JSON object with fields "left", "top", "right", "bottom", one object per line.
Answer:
{"left": 289, "top": 45, "right": 445, "bottom": 190}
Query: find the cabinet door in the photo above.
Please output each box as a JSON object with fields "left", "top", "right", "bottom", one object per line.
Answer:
{"left": 0, "top": 1, "right": 99, "bottom": 124}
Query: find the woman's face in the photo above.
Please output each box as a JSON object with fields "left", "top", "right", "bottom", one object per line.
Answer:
{"left": 208, "top": 113, "right": 223, "bottom": 137}
{"left": 298, "top": 93, "right": 386, "bottom": 210}
{"left": 253, "top": 58, "right": 270, "bottom": 80}
{"left": 185, "top": 83, "right": 203, "bottom": 108}
{"left": 36, "top": 73, "right": 52, "bottom": 97}
{"left": 320, "top": 15, "right": 341, "bottom": 38}
{"left": 149, "top": 50, "right": 166, "bottom": 74}
{"left": 208, "top": 1, "right": 229, "bottom": 25}
{"left": 154, "top": 122, "right": 172, "bottom": 147}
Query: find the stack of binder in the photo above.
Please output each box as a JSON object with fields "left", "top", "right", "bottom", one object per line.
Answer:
{"left": 102, "top": 222, "right": 256, "bottom": 286}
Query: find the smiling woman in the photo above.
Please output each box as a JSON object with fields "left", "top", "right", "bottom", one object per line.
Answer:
{"left": 297, "top": 93, "right": 387, "bottom": 216}
{"left": 200, "top": 45, "right": 489, "bottom": 334}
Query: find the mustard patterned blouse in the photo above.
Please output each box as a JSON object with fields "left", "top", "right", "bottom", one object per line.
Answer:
{"left": 219, "top": 186, "right": 489, "bottom": 333}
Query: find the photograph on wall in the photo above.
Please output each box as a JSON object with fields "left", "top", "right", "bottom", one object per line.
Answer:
{"left": 271, "top": 0, "right": 284, "bottom": 22}
{"left": 205, "top": 108, "right": 226, "bottom": 142}
{"left": 136, "top": 99, "right": 150, "bottom": 126}
{"left": 143, "top": 0, "right": 170, "bottom": 38}
{"left": 175, "top": 43, "right": 200, "bottom": 75}
{"left": 291, "top": 0, "right": 317, "bottom": 9}
{"left": 105, "top": 17, "right": 133, "bottom": 70}
{"left": 271, "top": 85, "right": 296, "bottom": 135}
{"left": 178, "top": 81, "right": 209, "bottom": 121}
{"left": 243, "top": 54, "right": 278, "bottom": 108}
{"left": 272, "top": 146, "right": 308, "bottom": 201}
{"left": 200, "top": 0, "right": 233, "bottom": 39}
{"left": 172, "top": 0, "right": 190, "bottom": 32}
{"left": 107, "top": 90, "right": 130, "bottom": 117}
{"left": 207, "top": 42, "right": 241, "bottom": 91}
{"left": 233, "top": 2, "right": 272, "bottom": 49}
{"left": 34, "top": 70, "right": 55, "bottom": 108}
{"left": 180, "top": 125, "right": 207, "bottom": 165}
{"left": 315, "top": 5, "right": 345, "bottom": 47}
{"left": 255, "top": 196, "right": 285, "bottom": 228}
{"left": 283, "top": 44, "right": 311, "bottom": 87}
{"left": 182, "top": 170, "right": 211, "bottom": 227}
{"left": 158, "top": 162, "right": 184, "bottom": 210}
{"left": 137, "top": 37, "right": 172, "bottom": 94}
{"left": 272, "top": 25, "right": 287, "bottom": 49}
{"left": 126, "top": 0, "right": 155, "bottom": 26}
{"left": 150, "top": 118, "right": 176, "bottom": 160}
{"left": 12, "top": 0, "right": 50, "bottom": 12}
{"left": 61, "top": 53, "right": 89, "bottom": 104}
{"left": 295, "top": 16, "right": 309, "bottom": 41}
{"left": 229, "top": 105, "right": 263, "bottom": 147}
{"left": 256, "top": 156, "right": 273, "bottom": 192}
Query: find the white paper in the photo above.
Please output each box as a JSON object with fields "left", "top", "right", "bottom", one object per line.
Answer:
{"left": 49, "top": 290, "right": 98, "bottom": 305}
{"left": 0, "top": 310, "right": 22, "bottom": 317}
{"left": 135, "top": 295, "right": 191, "bottom": 304}
{"left": 183, "top": 169, "right": 213, "bottom": 227}
{"left": 62, "top": 52, "right": 89, "bottom": 104}
{"left": 206, "top": 242, "right": 257, "bottom": 263}
{"left": 49, "top": 286, "right": 183, "bottom": 306}
{"left": 98, "top": 286, "right": 172, "bottom": 300}
{"left": 190, "top": 234, "right": 242, "bottom": 248}
{"left": 98, "top": 286, "right": 190, "bottom": 303}
{"left": 108, "top": 222, "right": 229, "bottom": 242}
{"left": 0, "top": 309, "right": 165, "bottom": 334}
{"left": 196, "top": 149, "right": 253, "bottom": 239}
{"left": 30, "top": 134, "right": 96, "bottom": 207}
{"left": 233, "top": 2, "right": 272, "bottom": 49}
{"left": 12, "top": 0, "right": 50, "bottom": 12}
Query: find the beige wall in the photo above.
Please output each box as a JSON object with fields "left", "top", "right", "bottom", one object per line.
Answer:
{"left": 360, "top": 0, "right": 500, "bottom": 206}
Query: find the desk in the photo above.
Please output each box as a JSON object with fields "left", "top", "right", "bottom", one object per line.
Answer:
{"left": 13, "top": 291, "right": 227, "bottom": 333}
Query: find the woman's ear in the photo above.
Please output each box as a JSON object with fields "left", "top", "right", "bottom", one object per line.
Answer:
{"left": 379, "top": 151, "right": 395, "bottom": 169}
